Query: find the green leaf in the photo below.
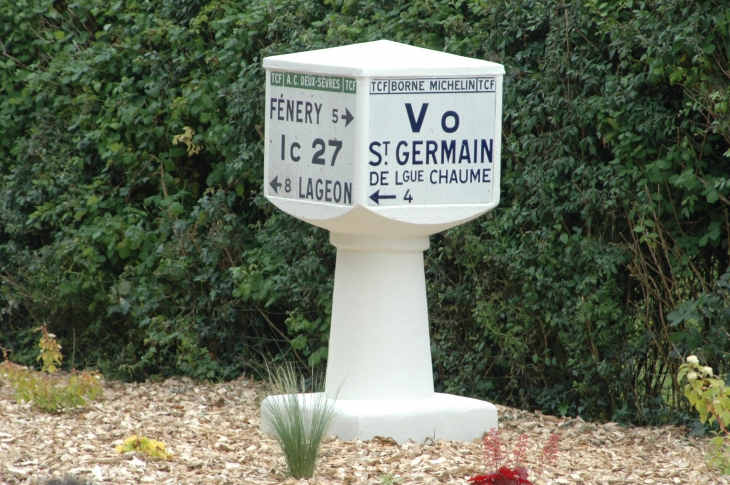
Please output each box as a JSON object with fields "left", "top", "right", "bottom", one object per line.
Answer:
{"left": 53, "top": 30, "right": 65, "bottom": 40}
{"left": 168, "top": 202, "right": 184, "bottom": 216}
{"left": 118, "top": 280, "right": 132, "bottom": 296}
{"left": 116, "top": 242, "right": 130, "bottom": 259}
{"left": 668, "top": 331, "right": 686, "bottom": 343}
{"left": 290, "top": 334, "right": 307, "bottom": 350}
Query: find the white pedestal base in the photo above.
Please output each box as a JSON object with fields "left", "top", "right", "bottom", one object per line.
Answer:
{"left": 261, "top": 393, "right": 497, "bottom": 444}
{"left": 260, "top": 234, "right": 500, "bottom": 444}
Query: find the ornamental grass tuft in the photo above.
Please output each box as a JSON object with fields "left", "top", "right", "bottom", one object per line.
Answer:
{"left": 261, "top": 363, "right": 338, "bottom": 479}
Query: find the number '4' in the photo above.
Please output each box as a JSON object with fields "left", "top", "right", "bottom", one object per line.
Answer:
{"left": 403, "top": 189, "right": 413, "bottom": 203}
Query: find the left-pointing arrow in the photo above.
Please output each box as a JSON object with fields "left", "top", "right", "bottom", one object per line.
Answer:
{"left": 369, "top": 190, "right": 396, "bottom": 205}
{"left": 270, "top": 176, "right": 282, "bottom": 194}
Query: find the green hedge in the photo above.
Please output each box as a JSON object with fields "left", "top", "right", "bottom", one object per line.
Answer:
{"left": 1, "top": 0, "right": 728, "bottom": 424}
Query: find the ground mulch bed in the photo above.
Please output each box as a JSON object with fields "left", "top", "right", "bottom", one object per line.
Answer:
{"left": 0, "top": 375, "right": 726, "bottom": 485}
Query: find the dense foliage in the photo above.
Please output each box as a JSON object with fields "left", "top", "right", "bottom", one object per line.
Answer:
{"left": 1, "top": 0, "right": 728, "bottom": 424}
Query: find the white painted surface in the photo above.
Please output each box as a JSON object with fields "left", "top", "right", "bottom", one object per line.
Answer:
{"left": 261, "top": 393, "right": 498, "bottom": 444}
{"left": 263, "top": 40, "right": 504, "bottom": 77}
{"left": 263, "top": 40, "right": 504, "bottom": 236}
{"left": 268, "top": 202, "right": 500, "bottom": 238}
{"left": 367, "top": 77, "right": 498, "bottom": 206}
{"left": 266, "top": 72, "right": 356, "bottom": 205}
{"left": 260, "top": 40, "right": 503, "bottom": 443}
{"left": 325, "top": 234, "right": 433, "bottom": 401}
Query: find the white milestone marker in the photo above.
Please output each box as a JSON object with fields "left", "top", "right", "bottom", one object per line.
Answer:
{"left": 261, "top": 40, "right": 503, "bottom": 444}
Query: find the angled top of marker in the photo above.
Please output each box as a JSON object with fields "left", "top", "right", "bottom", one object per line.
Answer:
{"left": 262, "top": 40, "right": 505, "bottom": 77}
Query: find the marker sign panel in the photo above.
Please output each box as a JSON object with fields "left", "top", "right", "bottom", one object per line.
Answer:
{"left": 368, "top": 77, "right": 497, "bottom": 206}
{"left": 267, "top": 71, "right": 356, "bottom": 206}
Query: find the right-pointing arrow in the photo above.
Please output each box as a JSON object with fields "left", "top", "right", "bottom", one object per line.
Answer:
{"left": 342, "top": 108, "right": 354, "bottom": 127}
{"left": 369, "top": 190, "right": 396, "bottom": 205}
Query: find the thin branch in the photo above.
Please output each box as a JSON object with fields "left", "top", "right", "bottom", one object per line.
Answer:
{"left": 254, "top": 124, "right": 265, "bottom": 142}
{"left": 159, "top": 159, "right": 169, "bottom": 198}
{"left": 0, "top": 40, "right": 28, "bottom": 68}
{"left": 256, "top": 307, "right": 309, "bottom": 369}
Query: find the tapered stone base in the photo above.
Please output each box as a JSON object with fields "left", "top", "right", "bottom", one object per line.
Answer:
{"left": 261, "top": 392, "right": 497, "bottom": 444}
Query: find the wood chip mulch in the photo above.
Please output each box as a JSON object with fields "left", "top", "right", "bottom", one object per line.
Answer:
{"left": 0, "top": 375, "right": 727, "bottom": 485}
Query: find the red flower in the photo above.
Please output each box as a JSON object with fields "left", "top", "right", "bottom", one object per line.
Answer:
{"left": 513, "top": 433, "right": 529, "bottom": 465}
{"left": 468, "top": 466, "right": 532, "bottom": 485}
{"left": 541, "top": 433, "right": 561, "bottom": 466}
{"left": 482, "top": 428, "right": 504, "bottom": 469}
